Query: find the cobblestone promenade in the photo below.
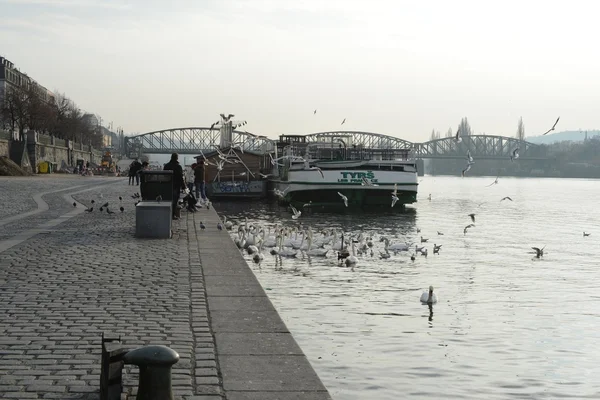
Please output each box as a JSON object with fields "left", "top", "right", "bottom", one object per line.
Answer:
{"left": 0, "top": 176, "right": 331, "bottom": 400}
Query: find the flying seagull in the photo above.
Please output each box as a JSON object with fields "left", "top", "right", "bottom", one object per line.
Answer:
{"left": 468, "top": 213, "right": 476, "bottom": 223}
{"left": 500, "top": 196, "right": 513, "bottom": 202}
{"left": 583, "top": 232, "right": 591, "bottom": 237}
{"left": 464, "top": 224, "right": 475, "bottom": 235}
{"left": 314, "top": 109, "right": 317, "bottom": 115}
{"left": 433, "top": 244, "right": 442, "bottom": 254}
{"left": 462, "top": 162, "right": 474, "bottom": 177}
{"left": 486, "top": 176, "right": 499, "bottom": 187}
{"left": 531, "top": 246, "right": 545, "bottom": 258}
{"left": 341, "top": 118, "right": 346, "bottom": 125}
{"left": 391, "top": 183, "right": 399, "bottom": 207}
{"left": 338, "top": 192, "right": 349, "bottom": 207}
{"left": 542, "top": 117, "right": 560, "bottom": 135}
{"left": 291, "top": 205, "right": 302, "bottom": 219}
{"left": 361, "top": 177, "right": 379, "bottom": 187}
{"left": 510, "top": 147, "right": 520, "bottom": 162}
{"left": 454, "top": 128, "right": 462, "bottom": 143}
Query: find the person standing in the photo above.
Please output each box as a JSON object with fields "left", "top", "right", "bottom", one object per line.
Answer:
{"left": 164, "top": 153, "right": 187, "bottom": 220}
{"left": 186, "top": 163, "right": 196, "bottom": 195}
{"left": 133, "top": 159, "right": 142, "bottom": 185}
{"left": 128, "top": 160, "right": 136, "bottom": 185}
{"left": 194, "top": 160, "right": 208, "bottom": 203}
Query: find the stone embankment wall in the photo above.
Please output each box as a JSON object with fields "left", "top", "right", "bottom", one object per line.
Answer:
{"left": 0, "top": 130, "right": 102, "bottom": 172}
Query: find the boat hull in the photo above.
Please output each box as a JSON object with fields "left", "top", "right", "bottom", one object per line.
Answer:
{"left": 272, "top": 169, "right": 418, "bottom": 209}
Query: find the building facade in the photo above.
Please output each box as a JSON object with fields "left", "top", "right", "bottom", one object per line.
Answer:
{"left": 0, "top": 56, "right": 54, "bottom": 105}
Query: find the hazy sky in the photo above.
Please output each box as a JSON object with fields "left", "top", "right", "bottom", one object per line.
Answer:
{"left": 1, "top": 0, "right": 599, "bottom": 142}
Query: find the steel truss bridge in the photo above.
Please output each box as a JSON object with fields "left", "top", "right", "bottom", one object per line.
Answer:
{"left": 124, "top": 128, "right": 546, "bottom": 160}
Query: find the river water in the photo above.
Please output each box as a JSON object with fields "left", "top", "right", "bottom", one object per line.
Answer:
{"left": 214, "top": 176, "right": 600, "bottom": 400}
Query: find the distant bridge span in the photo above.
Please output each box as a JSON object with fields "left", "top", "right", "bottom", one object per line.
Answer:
{"left": 124, "top": 128, "right": 546, "bottom": 161}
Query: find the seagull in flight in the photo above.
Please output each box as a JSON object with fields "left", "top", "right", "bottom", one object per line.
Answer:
{"left": 338, "top": 192, "right": 349, "bottom": 207}
{"left": 259, "top": 173, "right": 274, "bottom": 178}
{"left": 391, "top": 183, "right": 399, "bottom": 207}
{"left": 464, "top": 224, "right": 475, "bottom": 235}
{"left": 462, "top": 162, "right": 474, "bottom": 177}
{"left": 309, "top": 166, "right": 324, "bottom": 179}
{"left": 542, "top": 117, "right": 560, "bottom": 135}
{"left": 433, "top": 244, "right": 442, "bottom": 254}
{"left": 361, "top": 177, "right": 379, "bottom": 187}
{"left": 531, "top": 246, "right": 545, "bottom": 258}
{"left": 583, "top": 232, "right": 591, "bottom": 237}
{"left": 454, "top": 128, "right": 462, "bottom": 143}
{"left": 314, "top": 109, "right": 317, "bottom": 115}
{"left": 486, "top": 176, "right": 499, "bottom": 187}
{"left": 341, "top": 118, "right": 346, "bottom": 125}
{"left": 500, "top": 196, "right": 513, "bottom": 202}
{"left": 291, "top": 205, "right": 301, "bottom": 220}
{"left": 468, "top": 213, "right": 476, "bottom": 223}
{"left": 510, "top": 147, "right": 520, "bottom": 162}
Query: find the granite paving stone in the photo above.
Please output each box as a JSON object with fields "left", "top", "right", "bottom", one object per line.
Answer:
{"left": 0, "top": 176, "right": 331, "bottom": 400}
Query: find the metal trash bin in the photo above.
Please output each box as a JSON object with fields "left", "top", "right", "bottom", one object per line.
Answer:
{"left": 140, "top": 170, "right": 174, "bottom": 201}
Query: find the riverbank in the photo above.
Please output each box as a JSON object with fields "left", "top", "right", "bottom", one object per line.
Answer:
{"left": 0, "top": 176, "right": 330, "bottom": 399}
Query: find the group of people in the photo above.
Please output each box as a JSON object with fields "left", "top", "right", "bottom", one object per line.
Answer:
{"left": 164, "top": 153, "right": 208, "bottom": 220}
{"left": 128, "top": 158, "right": 149, "bottom": 185}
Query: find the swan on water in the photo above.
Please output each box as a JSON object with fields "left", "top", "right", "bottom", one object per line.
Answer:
{"left": 420, "top": 286, "right": 438, "bottom": 304}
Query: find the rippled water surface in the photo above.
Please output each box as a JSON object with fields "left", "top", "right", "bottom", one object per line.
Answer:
{"left": 213, "top": 177, "right": 600, "bottom": 399}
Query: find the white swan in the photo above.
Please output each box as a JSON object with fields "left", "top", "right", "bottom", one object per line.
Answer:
{"left": 345, "top": 238, "right": 358, "bottom": 266}
{"left": 252, "top": 239, "right": 264, "bottom": 263}
{"left": 420, "top": 286, "right": 438, "bottom": 304}
{"left": 384, "top": 238, "right": 409, "bottom": 252}
{"left": 304, "top": 233, "right": 329, "bottom": 257}
{"left": 222, "top": 215, "right": 233, "bottom": 230}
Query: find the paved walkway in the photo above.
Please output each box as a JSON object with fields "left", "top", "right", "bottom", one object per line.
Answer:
{"left": 0, "top": 177, "right": 331, "bottom": 400}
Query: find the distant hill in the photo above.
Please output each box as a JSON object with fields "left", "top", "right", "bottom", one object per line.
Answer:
{"left": 526, "top": 130, "right": 600, "bottom": 145}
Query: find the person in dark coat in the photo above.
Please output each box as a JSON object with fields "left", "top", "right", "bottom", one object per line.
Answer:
{"left": 164, "top": 153, "right": 187, "bottom": 220}
{"left": 194, "top": 160, "right": 208, "bottom": 203}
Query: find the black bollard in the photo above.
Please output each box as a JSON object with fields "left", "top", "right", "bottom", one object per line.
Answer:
{"left": 123, "top": 345, "right": 179, "bottom": 400}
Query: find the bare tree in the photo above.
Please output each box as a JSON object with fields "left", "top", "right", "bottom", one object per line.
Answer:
{"left": 516, "top": 117, "right": 525, "bottom": 141}
{"left": 429, "top": 129, "right": 441, "bottom": 141}
{"left": 446, "top": 127, "right": 453, "bottom": 138}
{"left": 0, "top": 85, "right": 32, "bottom": 140}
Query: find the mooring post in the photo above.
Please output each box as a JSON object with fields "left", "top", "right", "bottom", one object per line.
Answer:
{"left": 122, "top": 345, "right": 179, "bottom": 400}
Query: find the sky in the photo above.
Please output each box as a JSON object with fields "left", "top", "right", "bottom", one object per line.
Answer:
{"left": 1, "top": 0, "right": 599, "bottom": 142}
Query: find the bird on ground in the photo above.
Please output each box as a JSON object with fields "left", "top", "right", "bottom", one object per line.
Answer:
{"left": 421, "top": 236, "right": 429, "bottom": 243}
{"left": 291, "top": 205, "right": 301, "bottom": 220}
{"left": 501, "top": 196, "right": 513, "bottom": 202}
{"left": 583, "top": 232, "right": 591, "bottom": 237}
{"left": 91, "top": 200, "right": 95, "bottom": 204}
{"left": 85, "top": 207, "right": 93, "bottom": 212}
{"left": 341, "top": 118, "right": 346, "bottom": 125}
{"left": 206, "top": 202, "right": 211, "bottom": 210}
{"left": 118, "top": 196, "right": 122, "bottom": 202}
{"left": 106, "top": 208, "right": 115, "bottom": 214}
{"left": 73, "top": 202, "right": 77, "bottom": 207}
{"left": 99, "top": 207, "right": 104, "bottom": 212}
{"left": 420, "top": 286, "right": 438, "bottom": 304}
{"left": 464, "top": 224, "right": 475, "bottom": 235}
{"left": 217, "top": 222, "right": 223, "bottom": 231}
{"left": 410, "top": 254, "right": 416, "bottom": 261}
{"left": 200, "top": 222, "right": 206, "bottom": 230}
{"left": 120, "top": 206, "right": 124, "bottom": 213}
{"left": 531, "top": 246, "right": 545, "bottom": 258}
{"left": 433, "top": 244, "right": 442, "bottom": 254}
{"left": 468, "top": 213, "right": 476, "bottom": 223}
{"left": 510, "top": 148, "right": 520, "bottom": 162}
{"left": 486, "top": 176, "right": 499, "bottom": 187}
{"left": 338, "top": 192, "right": 349, "bottom": 207}
{"left": 542, "top": 117, "right": 560, "bottom": 135}
{"left": 101, "top": 202, "right": 109, "bottom": 208}
{"left": 454, "top": 128, "right": 462, "bottom": 143}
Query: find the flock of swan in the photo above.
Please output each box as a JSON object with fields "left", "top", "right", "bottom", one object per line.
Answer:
{"left": 221, "top": 215, "right": 438, "bottom": 304}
